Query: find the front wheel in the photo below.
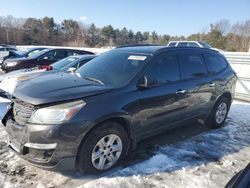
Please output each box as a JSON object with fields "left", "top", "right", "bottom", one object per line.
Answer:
{"left": 207, "top": 96, "right": 230, "bottom": 128}
{"left": 76, "top": 121, "right": 128, "bottom": 174}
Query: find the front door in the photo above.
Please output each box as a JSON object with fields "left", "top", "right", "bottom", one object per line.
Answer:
{"left": 135, "top": 53, "right": 189, "bottom": 137}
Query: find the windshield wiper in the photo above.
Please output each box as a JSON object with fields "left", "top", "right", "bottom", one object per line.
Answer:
{"left": 83, "top": 77, "right": 105, "bottom": 85}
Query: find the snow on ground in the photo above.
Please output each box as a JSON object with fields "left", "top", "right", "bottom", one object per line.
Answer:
{"left": 0, "top": 100, "right": 250, "bottom": 188}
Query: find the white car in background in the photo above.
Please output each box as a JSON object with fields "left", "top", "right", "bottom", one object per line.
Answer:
{"left": 167, "top": 41, "right": 223, "bottom": 52}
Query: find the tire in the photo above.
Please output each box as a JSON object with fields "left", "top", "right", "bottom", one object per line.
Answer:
{"left": 76, "top": 121, "right": 129, "bottom": 174}
{"left": 207, "top": 96, "right": 230, "bottom": 128}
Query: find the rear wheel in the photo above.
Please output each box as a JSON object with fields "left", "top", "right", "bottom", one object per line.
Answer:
{"left": 77, "top": 121, "right": 128, "bottom": 174}
{"left": 207, "top": 96, "right": 230, "bottom": 128}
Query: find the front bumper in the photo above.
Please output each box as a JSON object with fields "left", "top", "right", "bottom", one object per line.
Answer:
{"left": 5, "top": 118, "right": 91, "bottom": 171}
{"left": 1, "top": 64, "right": 16, "bottom": 72}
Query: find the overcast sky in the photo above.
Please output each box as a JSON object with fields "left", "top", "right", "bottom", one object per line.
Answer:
{"left": 0, "top": 0, "right": 249, "bottom": 36}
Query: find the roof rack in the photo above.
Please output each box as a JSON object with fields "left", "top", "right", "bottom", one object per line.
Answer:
{"left": 116, "top": 44, "right": 163, "bottom": 49}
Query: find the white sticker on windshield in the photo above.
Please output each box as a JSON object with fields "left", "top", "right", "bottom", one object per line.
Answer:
{"left": 128, "top": 55, "right": 147, "bottom": 61}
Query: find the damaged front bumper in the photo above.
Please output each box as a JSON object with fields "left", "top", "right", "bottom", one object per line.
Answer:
{"left": 4, "top": 118, "right": 83, "bottom": 171}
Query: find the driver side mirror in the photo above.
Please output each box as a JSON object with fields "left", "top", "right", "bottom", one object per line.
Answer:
{"left": 67, "top": 67, "right": 77, "bottom": 72}
{"left": 42, "top": 56, "right": 49, "bottom": 60}
{"left": 138, "top": 76, "right": 158, "bottom": 89}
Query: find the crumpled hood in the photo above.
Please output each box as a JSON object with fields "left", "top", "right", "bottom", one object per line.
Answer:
{"left": 13, "top": 72, "right": 113, "bottom": 105}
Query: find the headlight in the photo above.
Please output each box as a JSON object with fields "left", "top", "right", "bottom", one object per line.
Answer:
{"left": 29, "top": 100, "right": 86, "bottom": 124}
{"left": 6, "top": 62, "right": 18, "bottom": 66}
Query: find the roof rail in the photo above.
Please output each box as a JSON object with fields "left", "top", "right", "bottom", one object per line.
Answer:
{"left": 116, "top": 44, "right": 163, "bottom": 49}
{"left": 157, "top": 46, "right": 219, "bottom": 53}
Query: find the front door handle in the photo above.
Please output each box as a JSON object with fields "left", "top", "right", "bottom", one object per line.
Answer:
{"left": 209, "top": 82, "right": 215, "bottom": 87}
{"left": 176, "top": 89, "right": 186, "bottom": 94}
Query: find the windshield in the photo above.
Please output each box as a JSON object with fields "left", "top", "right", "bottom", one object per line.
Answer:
{"left": 199, "top": 41, "right": 212, "bottom": 48}
{"left": 28, "top": 49, "right": 50, "bottom": 59}
{"left": 76, "top": 51, "right": 150, "bottom": 87}
{"left": 51, "top": 56, "right": 79, "bottom": 70}
{"left": 26, "top": 49, "right": 45, "bottom": 57}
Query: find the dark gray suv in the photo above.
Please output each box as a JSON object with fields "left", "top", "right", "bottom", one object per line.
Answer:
{"left": 2, "top": 45, "right": 237, "bottom": 174}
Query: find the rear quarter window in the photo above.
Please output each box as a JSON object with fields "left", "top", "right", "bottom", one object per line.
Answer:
{"left": 187, "top": 42, "right": 200, "bottom": 47}
{"left": 205, "top": 54, "right": 228, "bottom": 74}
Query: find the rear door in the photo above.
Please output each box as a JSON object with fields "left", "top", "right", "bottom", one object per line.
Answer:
{"left": 180, "top": 51, "right": 214, "bottom": 117}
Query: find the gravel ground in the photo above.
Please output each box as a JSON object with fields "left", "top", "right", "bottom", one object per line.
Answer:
{"left": 0, "top": 100, "right": 249, "bottom": 188}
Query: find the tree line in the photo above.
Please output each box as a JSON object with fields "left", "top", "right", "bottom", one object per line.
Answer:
{"left": 0, "top": 15, "right": 249, "bottom": 51}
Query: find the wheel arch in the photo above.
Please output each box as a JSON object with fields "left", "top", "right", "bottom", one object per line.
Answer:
{"left": 77, "top": 114, "right": 136, "bottom": 158}
{"left": 216, "top": 92, "right": 232, "bottom": 107}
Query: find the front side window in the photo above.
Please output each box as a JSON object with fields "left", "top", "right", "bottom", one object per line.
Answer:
{"left": 181, "top": 54, "right": 208, "bottom": 79}
{"left": 205, "top": 54, "right": 228, "bottom": 74}
{"left": 76, "top": 51, "right": 150, "bottom": 87}
{"left": 147, "top": 54, "right": 180, "bottom": 83}
{"left": 54, "top": 50, "right": 67, "bottom": 59}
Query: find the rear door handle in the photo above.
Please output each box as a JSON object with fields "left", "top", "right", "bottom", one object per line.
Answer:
{"left": 209, "top": 82, "right": 215, "bottom": 87}
{"left": 176, "top": 89, "right": 186, "bottom": 94}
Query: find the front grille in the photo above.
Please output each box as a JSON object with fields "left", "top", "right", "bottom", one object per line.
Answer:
{"left": 13, "top": 99, "right": 35, "bottom": 126}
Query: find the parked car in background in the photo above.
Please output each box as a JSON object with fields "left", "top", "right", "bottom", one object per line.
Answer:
{"left": 2, "top": 45, "right": 236, "bottom": 174}
{"left": 0, "top": 44, "right": 17, "bottom": 63}
{"left": 0, "top": 55, "right": 96, "bottom": 122}
{"left": 0, "top": 44, "right": 17, "bottom": 52}
{"left": 1, "top": 48, "right": 95, "bottom": 72}
{"left": 167, "top": 41, "right": 224, "bottom": 52}
{"left": 1, "top": 47, "right": 48, "bottom": 63}
{"left": 0, "top": 55, "right": 96, "bottom": 96}
{"left": 167, "top": 41, "right": 213, "bottom": 48}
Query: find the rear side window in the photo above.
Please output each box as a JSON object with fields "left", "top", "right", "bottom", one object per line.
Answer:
{"left": 54, "top": 50, "right": 67, "bottom": 59}
{"left": 44, "top": 50, "right": 67, "bottom": 60}
{"left": 178, "top": 42, "right": 188, "bottom": 47}
{"left": 67, "top": 50, "right": 81, "bottom": 56}
{"left": 181, "top": 54, "right": 207, "bottom": 79}
{"left": 205, "top": 54, "right": 228, "bottom": 74}
{"left": 148, "top": 54, "right": 180, "bottom": 83}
